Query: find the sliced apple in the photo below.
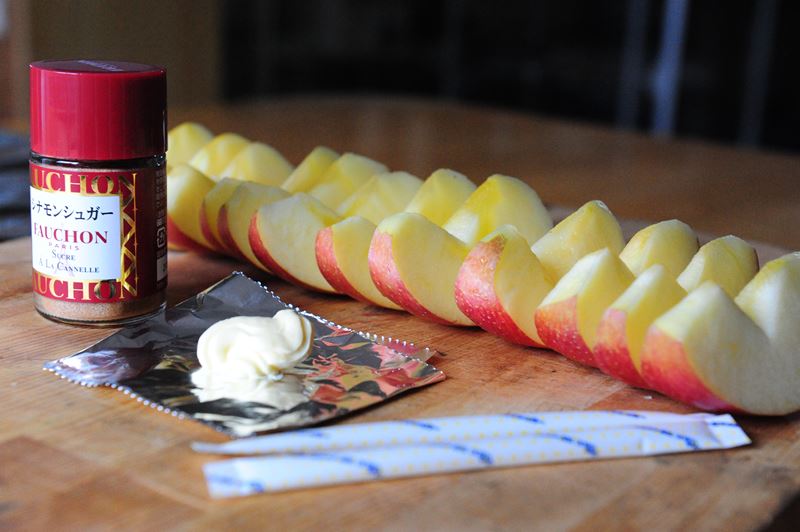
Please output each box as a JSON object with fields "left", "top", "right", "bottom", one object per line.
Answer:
{"left": 220, "top": 142, "right": 294, "bottom": 186}
{"left": 316, "top": 217, "right": 401, "bottom": 309}
{"left": 281, "top": 146, "right": 340, "bottom": 193}
{"left": 309, "top": 153, "right": 388, "bottom": 209}
{"left": 249, "top": 193, "right": 341, "bottom": 292}
{"left": 166, "top": 122, "right": 213, "bottom": 171}
{"left": 189, "top": 132, "right": 250, "bottom": 178}
{"left": 620, "top": 220, "right": 698, "bottom": 277}
{"left": 455, "top": 225, "right": 553, "bottom": 346}
{"left": 217, "top": 182, "right": 290, "bottom": 265}
{"left": 200, "top": 178, "right": 243, "bottom": 253}
{"left": 531, "top": 201, "right": 625, "bottom": 282}
{"left": 404, "top": 169, "right": 476, "bottom": 225}
{"left": 167, "top": 164, "right": 215, "bottom": 252}
{"left": 677, "top": 235, "right": 759, "bottom": 296}
{"left": 369, "top": 213, "right": 473, "bottom": 326}
{"left": 594, "top": 265, "right": 687, "bottom": 387}
{"left": 641, "top": 254, "right": 800, "bottom": 414}
{"left": 442, "top": 174, "right": 552, "bottom": 246}
{"left": 735, "top": 252, "right": 800, "bottom": 355}
{"left": 336, "top": 171, "right": 422, "bottom": 224}
{"left": 314, "top": 171, "right": 462, "bottom": 311}
{"left": 535, "top": 249, "right": 635, "bottom": 366}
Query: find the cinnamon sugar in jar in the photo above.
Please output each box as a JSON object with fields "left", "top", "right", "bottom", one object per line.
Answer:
{"left": 29, "top": 60, "right": 168, "bottom": 326}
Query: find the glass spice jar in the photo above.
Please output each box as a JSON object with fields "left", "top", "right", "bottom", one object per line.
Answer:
{"left": 29, "top": 60, "right": 168, "bottom": 326}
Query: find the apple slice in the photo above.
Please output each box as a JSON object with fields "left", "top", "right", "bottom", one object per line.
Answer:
{"left": 677, "top": 235, "right": 759, "bottom": 296}
{"left": 249, "top": 193, "right": 341, "bottom": 292}
{"left": 455, "top": 225, "right": 553, "bottom": 346}
{"left": 220, "top": 142, "right": 294, "bottom": 186}
{"left": 531, "top": 201, "right": 625, "bottom": 282}
{"left": 641, "top": 253, "right": 800, "bottom": 414}
{"left": 594, "top": 265, "right": 687, "bottom": 387}
{"left": 404, "top": 169, "right": 476, "bottom": 225}
{"left": 167, "top": 164, "right": 215, "bottom": 252}
{"left": 189, "top": 132, "right": 250, "bottom": 178}
{"left": 316, "top": 217, "right": 402, "bottom": 309}
{"left": 369, "top": 213, "right": 473, "bottom": 326}
{"left": 314, "top": 171, "right": 466, "bottom": 311}
{"left": 166, "top": 122, "right": 213, "bottom": 171}
{"left": 309, "top": 153, "right": 388, "bottom": 209}
{"left": 281, "top": 146, "right": 340, "bottom": 193}
{"left": 217, "top": 182, "right": 290, "bottom": 265}
{"left": 442, "top": 174, "right": 552, "bottom": 246}
{"left": 200, "top": 178, "right": 242, "bottom": 253}
{"left": 620, "top": 220, "right": 698, "bottom": 277}
{"left": 337, "top": 171, "right": 423, "bottom": 224}
{"left": 535, "top": 249, "right": 635, "bottom": 366}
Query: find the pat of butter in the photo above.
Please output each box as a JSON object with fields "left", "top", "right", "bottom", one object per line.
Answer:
{"left": 192, "top": 310, "right": 314, "bottom": 386}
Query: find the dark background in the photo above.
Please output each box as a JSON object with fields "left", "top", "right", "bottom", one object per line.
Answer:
{"left": 221, "top": 0, "right": 798, "bottom": 151}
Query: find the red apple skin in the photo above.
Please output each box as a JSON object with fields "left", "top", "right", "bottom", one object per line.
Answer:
{"left": 215, "top": 205, "right": 248, "bottom": 261}
{"left": 593, "top": 308, "right": 650, "bottom": 388}
{"left": 167, "top": 216, "right": 215, "bottom": 254}
{"left": 455, "top": 238, "right": 544, "bottom": 347}
{"left": 315, "top": 227, "right": 369, "bottom": 303}
{"left": 199, "top": 201, "right": 225, "bottom": 252}
{"left": 368, "top": 230, "right": 454, "bottom": 326}
{"left": 639, "top": 327, "right": 741, "bottom": 412}
{"left": 534, "top": 296, "right": 598, "bottom": 367}
{"left": 248, "top": 213, "right": 320, "bottom": 291}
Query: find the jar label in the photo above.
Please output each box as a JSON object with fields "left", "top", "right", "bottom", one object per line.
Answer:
{"left": 30, "top": 163, "right": 167, "bottom": 303}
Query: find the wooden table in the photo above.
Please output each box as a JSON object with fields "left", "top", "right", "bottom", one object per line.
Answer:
{"left": 3, "top": 98, "right": 800, "bottom": 531}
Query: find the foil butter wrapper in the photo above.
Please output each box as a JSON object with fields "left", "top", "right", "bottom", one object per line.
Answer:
{"left": 44, "top": 273, "right": 445, "bottom": 437}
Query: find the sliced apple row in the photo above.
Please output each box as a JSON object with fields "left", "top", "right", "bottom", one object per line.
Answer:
{"left": 639, "top": 253, "right": 800, "bottom": 414}
{"left": 165, "top": 123, "right": 384, "bottom": 273}
{"left": 359, "top": 188, "right": 799, "bottom": 414}
{"left": 317, "top": 169, "right": 477, "bottom": 309}
{"left": 453, "top": 200, "right": 800, "bottom": 414}
{"left": 166, "top": 124, "right": 553, "bottom": 300}
{"left": 166, "top": 122, "right": 800, "bottom": 414}
{"left": 330, "top": 174, "right": 554, "bottom": 325}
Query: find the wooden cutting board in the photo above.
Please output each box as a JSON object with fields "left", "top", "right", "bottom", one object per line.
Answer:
{"left": 1, "top": 214, "right": 798, "bottom": 531}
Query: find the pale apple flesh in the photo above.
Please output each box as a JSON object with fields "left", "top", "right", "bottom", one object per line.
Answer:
{"left": 217, "top": 182, "right": 290, "bottom": 267}
{"left": 535, "top": 249, "right": 635, "bottom": 367}
{"left": 316, "top": 225, "right": 364, "bottom": 302}
{"left": 189, "top": 132, "right": 250, "bottom": 178}
{"left": 200, "top": 178, "right": 242, "bottom": 253}
{"left": 531, "top": 200, "right": 625, "bottom": 282}
{"left": 249, "top": 193, "right": 341, "bottom": 292}
{"left": 309, "top": 153, "right": 388, "bottom": 209}
{"left": 677, "top": 235, "right": 759, "bottom": 296}
{"left": 455, "top": 225, "right": 552, "bottom": 346}
{"left": 404, "top": 168, "right": 476, "bottom": 225}
{"left": 166, "top": 164, "right": 216, "bottom": 252}
{"left": 620, "top": 219, "right": 698, "bottom": 278}
{"left": 315, "top": 217, "right": 402, "bottom": 310}
{"left": 166, "top": 122, "right": 213, "bottom": 170}
{"left": 369, "top": 213, "right": 474, "bottom": 326}
{"left": 281, "top": 146, "right": 340, "bottom": 193}
{"left": 593, "top": 265, "right": 687, "bottom": 388}
{"left": 443, "top": 174, "right": 553, "bottom": 246}
{"left": 220, "top": 142, "right": 294, "bottom": 186}
{"left": 336, "top": 171, "right": 423, "bottom": 224}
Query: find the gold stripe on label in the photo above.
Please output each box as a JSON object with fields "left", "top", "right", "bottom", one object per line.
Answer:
{"left": 119, "top": 173, "right": 138, "bottom": 297}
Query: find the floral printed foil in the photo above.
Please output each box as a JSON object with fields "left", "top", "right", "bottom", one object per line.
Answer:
{"left": 44, "top": 273, "right": 445, "bottom": 437}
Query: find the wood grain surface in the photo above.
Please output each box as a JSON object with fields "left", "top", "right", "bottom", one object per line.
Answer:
{"left": 2, "top": 99, "right": 800, "bottom": 531}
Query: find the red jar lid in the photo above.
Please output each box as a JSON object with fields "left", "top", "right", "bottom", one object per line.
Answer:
{"left": 30, "top": 60, "right": 166, "bottom": 161}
